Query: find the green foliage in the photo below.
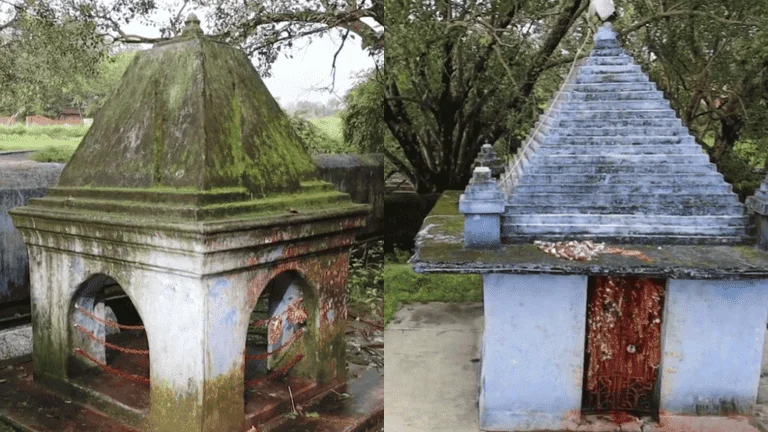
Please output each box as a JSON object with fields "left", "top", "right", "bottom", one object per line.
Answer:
{"left": 384, "top": 263, "right": 482, "bottom": 324}
{"left": 290, "top": 114, "right": 356, "bottom": 155}
{"left": 82, "top": 50, "right": 137, "bottom": 116}
{"left": 31, "top": 145, "right": 75, "bottom": 163}
{"left": 309, "top": 116, "right": 345, "bottom": 144}
{"left": 343, "top": 73, "right": 407, "bottom": 178}
{"left": 0, "top": 7, "right": 107, "bottom": 116}
{"left": 383, "top": 0, "right": 589, "bottom": 192}
{"left": 347, "top": 241, "right": 384, "bottom": 313}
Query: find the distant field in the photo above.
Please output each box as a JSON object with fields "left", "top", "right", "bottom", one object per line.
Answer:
{"left": 0, "top": 116, "right": 344, "bottom": 163}
{"left": 0, "top": 134, "right": 81, "bottom": 153}
{"left": 309, "top": 116, "right": 344, "bottom": 144}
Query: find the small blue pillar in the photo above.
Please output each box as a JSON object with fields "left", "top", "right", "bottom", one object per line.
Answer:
{"left": 661, "top": 279, "right": 768, "bottom": 414}
{"left": 459, "top": 167, "right": 505, "bottom": 248}
{"left": 480, "top": 274, "right": 588, "bottom": 431}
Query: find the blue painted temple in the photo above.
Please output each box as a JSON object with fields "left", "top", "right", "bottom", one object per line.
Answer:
{"left": 413, "top": 23, "right": 768, "bottom": 432}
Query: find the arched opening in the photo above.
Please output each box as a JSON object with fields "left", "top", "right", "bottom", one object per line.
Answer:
{"left": 243, "top": 271, "right": 318, "bottom": 421}
{"left": 68, "top": 274, "right": 150, "bottom": 413}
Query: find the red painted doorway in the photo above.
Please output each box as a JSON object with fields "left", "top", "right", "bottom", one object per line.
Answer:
{"left": 582, "top": 276, "right": 665, "bottom": 417}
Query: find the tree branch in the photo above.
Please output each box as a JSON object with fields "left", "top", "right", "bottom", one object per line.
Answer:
{"left": 619, "top": 10, "right": 759, "bottom": 37}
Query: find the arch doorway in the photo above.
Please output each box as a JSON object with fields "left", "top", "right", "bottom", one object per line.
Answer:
{"left": 243, "top": 271, "right": 318, "bottom": 423}
{"left": 68, "top": 274, "right": 150, "bottom": 414}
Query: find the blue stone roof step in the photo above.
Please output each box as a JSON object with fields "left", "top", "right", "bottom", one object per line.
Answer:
{"left": 498, "top": 23, "right": 748, "bottom": 244}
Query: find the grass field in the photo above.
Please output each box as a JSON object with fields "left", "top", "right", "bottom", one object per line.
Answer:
{"left": 383, "top": 263, "right": 482, "bottom": 323}
{"left": 0, "top": 134, "right": 81, "bottom": 153}
{"left": 0, "top": 117, "right": 345, "bottom": 163}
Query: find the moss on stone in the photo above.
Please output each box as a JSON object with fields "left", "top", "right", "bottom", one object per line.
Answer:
{"left": 57, "top": 31, "right": 319, "bottom": 198}
{"left": 202, "top": 369, "right": 245, "bottom": 432}
{"left": 428, "top": 190, "right": 462, "bottom": 216}
{"left": 146, "top": 382, "right": 203, "bottom": 431}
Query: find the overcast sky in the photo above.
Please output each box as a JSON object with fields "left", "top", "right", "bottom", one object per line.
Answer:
{"left": 122, "top": 14, "right": 375, "bottom": 105}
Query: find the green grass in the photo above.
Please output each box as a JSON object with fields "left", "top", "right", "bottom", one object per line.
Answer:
{"left": 0, "top": 118, "right": 346, "bottom": 164}
{"left": 308, "top": 116, "right": 344, "bottom": 144}
{"left": 0, "top": 125, "right": 84, "bottom": 163}
{"left": 384, "top": 263, "right": 482, "bottom": 324}
{"left": 0, "top": 134, "right": 80, "bottom": 162}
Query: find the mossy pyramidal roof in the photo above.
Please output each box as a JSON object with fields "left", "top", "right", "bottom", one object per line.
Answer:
{"left": 60, "top": 15, "right": 316, "bottom": 197}
{"left": 34, "top": 15, "right": 365, "bottom": 223}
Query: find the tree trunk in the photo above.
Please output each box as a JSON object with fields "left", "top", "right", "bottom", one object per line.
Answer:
{"left": 711, "top": 116, "right": 744, "bottom": 164}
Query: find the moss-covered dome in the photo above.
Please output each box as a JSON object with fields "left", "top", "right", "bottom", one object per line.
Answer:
{"left": 59, "top": 14, "right": 316, "bottom": 198}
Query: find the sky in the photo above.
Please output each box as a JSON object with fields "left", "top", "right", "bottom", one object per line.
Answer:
{"left": 122, "top": 13, "right": 376, "bottom": 106}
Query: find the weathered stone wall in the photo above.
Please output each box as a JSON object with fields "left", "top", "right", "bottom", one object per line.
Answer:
{"left": 0, "top": 161, "right": 64, "bottom": 304}
{"left": 312, "top": 154, "right": 384, "bottom": 238}
{"left": 0, "top": 155, "right": 383, "bottom": 309}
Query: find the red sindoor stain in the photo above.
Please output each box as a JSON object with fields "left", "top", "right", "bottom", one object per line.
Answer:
{"left": 583, "top": 276, "right": 665, "bottom": 417}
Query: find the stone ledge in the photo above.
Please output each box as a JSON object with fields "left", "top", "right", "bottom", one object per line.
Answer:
{"left": 412, "top": 191, "right": 768, "bottom": 279}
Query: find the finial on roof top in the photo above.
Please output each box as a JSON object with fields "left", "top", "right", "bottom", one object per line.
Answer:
{"left": 182, "top": 13, "right": 203, "bottom": 36}
{"left": 595, "top": 22, "right": 617, "bottom": 42}
{"left": 594, "top": 22, "right": 619, "bottom": 49}
{"left": 589, "top": 0, "right": 616, "bottom": 21}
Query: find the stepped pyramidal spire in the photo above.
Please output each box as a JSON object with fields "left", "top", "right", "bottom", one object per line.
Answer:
{"left": 498, "top": 23, "right": 750, "bottom": 245}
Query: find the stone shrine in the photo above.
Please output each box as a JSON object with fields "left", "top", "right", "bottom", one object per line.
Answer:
{"left": 413, "top": 23, "right": 768, "bottom": 432}
{"left": 9, "top": 15, "right": 373, "bottom": 432}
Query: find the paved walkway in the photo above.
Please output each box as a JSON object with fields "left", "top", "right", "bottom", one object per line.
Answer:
{"left": 385, "top": 302, "right": 768, "bottom": 432}
{"left": 384, "top": 303, "right": 483, "bottom": 432}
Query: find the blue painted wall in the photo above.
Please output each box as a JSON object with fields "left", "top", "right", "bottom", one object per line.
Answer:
{"left": 480, "top": 273, "right": 588, "bottom": 431}
{"left": 660, "top": 279, "right": 768, "bottom": 414}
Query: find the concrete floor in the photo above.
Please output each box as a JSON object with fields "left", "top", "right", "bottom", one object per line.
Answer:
{"left": 384, "top": 302, "right": 768, "bottom": 432}
{"left": 384, "top": 303, "right": 484, "bottom": 432}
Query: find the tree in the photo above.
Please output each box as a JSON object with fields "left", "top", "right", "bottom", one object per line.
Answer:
{"left": 619, "top": 0, "right": 768, "bottom": 159}
{"left": 382, "top": 0, "right": 768, "bottom": 193}
{"left": 1, "top": 0, "right": 383, "bottom": 113}
{"left": 616, "top": 0, "right": 768, "bottom": 197}
{"left": 382, "top": 0, "right": 592, "bottom": 193}
{"left": 0, "top": 3, "right": 106, "bottom": 116}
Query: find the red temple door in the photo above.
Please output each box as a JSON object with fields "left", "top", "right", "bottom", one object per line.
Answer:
{"left": 582, "top": 276, "right": 665, "bottom": 417}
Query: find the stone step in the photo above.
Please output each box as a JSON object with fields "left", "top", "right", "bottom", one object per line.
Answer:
{"left": 257, "top": 367, "right": 383, "bottom": 432}
{"left": 578, "top": 64, "right": 642, "bottom": 74}
{"left": 501, "top": 233, "right": 751, "bottom": 245}
{"left": 557, "top": 100, "right": 670, "bottom": 110}
{"left": 550, "top": 108, "right": 676, "bottom": 120}
{"left": 534, "top": 145, "right": 703, "bottom": 156}
{"left": 574, "top": 72, "right": 649, "bottom": 84}
{"left": 0, "top": 360, "right": 140, "bottom": 432}
{"left": 244, "top": 378, "right": 334, "bottom": 426}
{"left": 536, "top": 135, "right": 696, "bottom": 145}
{"left": 505, "top": 203, "right": 746, "bottom": 216}
{"left": 507, "top": 193, "right": 738, "bottom": 206}
{"left": 591, "top": 48, "right": 625, "bottom": 57}
{"left": 558, "top": 91, "right": 664, "bottom": 101}
{"left": 594, "top": 39, "right": 620, "bottom": 49}
{"left": 563, "top": 82, "right": 657, "bottom": 92}
{"left": 503, "top": 214, "right": 749, "bottom": 229}
{"left": 517, "top": 173, "right": 723, "bottom": 185}
{"left": 502, "top": 220, "right": 748, "bottom": 237}
{"left": 538, "top": 125, "right": 688, "bottom": 137}
{"left": 583, "top": 56, "right": 633, "bottom": 66}
{"left": 547, "top": 118, "right": 682, "bottom": 128}
{"left": 511, "top": 183, "right": 731, "bottom": 195}
{"left": 526, "top": 164, "right": 716, "bottom": 175}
